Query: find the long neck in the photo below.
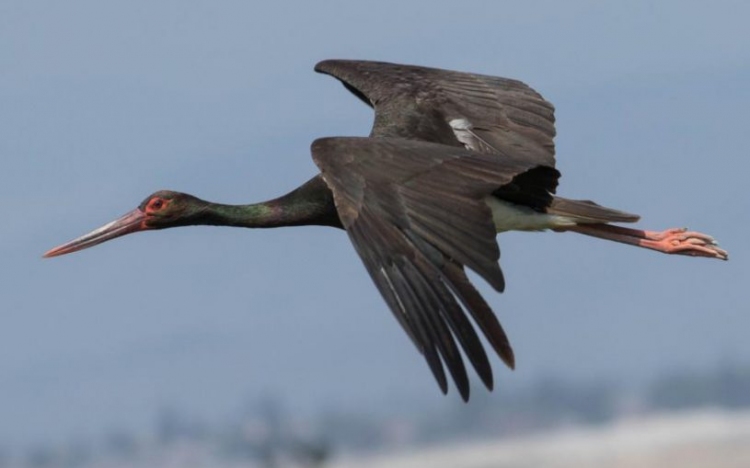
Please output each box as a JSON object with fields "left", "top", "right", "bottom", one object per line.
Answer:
{"left": 199, "top": 176, "right": 342, "bottom": 229}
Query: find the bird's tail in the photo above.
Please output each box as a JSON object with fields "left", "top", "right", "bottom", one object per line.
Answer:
{"left": 547, "top": 196, "right": 640, "bottom": 224}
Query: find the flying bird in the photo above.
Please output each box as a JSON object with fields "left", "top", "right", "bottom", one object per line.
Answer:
{"left": 45, "top": 60, "right": 727, "bottom": 401}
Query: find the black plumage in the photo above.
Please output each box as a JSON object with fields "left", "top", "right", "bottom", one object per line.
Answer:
{"left": 46, "top": 59, "right": 727, "bottom": 401}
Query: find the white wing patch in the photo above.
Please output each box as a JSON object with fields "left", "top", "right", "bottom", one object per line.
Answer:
{"left": 449, "top": 117, "right": 497, "bottom": 153}
{"left": 448, "top": 118, "right": 475, "bottom": 149}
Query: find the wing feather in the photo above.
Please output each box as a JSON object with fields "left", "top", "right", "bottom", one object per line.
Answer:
{"left": 315, "top": 59, "right": 556, "bottom": 166}
{"left": 312, "top": 137, "right": 558, "bottom": 399}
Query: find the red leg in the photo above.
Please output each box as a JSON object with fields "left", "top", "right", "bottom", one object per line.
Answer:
{"left": 566, "top": 224, "right": 728, "bottom": 260}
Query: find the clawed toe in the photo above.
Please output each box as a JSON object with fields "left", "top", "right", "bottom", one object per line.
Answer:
{"left": 647, "top": 228, "right": 716, "bottom": 244}
{"left": 641, "top": 227, "right": 728, "bottom": 260}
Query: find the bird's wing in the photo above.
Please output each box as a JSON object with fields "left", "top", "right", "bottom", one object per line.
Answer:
{"left": 315, "top": 59, "right": 556, "bottom": 167}
{"left": 311, "top": 137, "right": 559, "bottom": 400}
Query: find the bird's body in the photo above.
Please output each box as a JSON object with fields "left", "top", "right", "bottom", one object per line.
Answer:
{"left": 45, "top": 60, "right": 727, "bottom": 401}
{"left": 486, "top": 197, "right": 576, "bottom": 232}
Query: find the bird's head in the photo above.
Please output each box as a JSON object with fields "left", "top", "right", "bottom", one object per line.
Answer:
{"left": 44, "top": 190, "right": 206, "bottom": 258}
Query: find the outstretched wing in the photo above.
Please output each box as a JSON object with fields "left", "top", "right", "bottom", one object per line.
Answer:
{"left": 315, "top": 59, "right": 556, "bottom": 167}
{"left": 311, "top": 137, "right": 559, "bottom": 400}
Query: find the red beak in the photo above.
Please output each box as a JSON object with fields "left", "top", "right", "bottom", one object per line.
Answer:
{"left": 44, "top": 209, "right": 148, "bottom": 258}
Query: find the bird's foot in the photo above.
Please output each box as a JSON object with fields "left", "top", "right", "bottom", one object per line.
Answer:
{"left": 566, "top": 224, "right": 728, "bottom": 260}
{"left": 639, "top": 227, "right": 728, "bottom": 260}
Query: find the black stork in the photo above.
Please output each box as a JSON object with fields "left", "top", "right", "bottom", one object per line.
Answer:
{"left": 45, "top": 60, "right": 727, "bottom": 401}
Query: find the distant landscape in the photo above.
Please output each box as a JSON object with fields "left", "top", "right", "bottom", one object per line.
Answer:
{"left": 3, "top": 363, "right": 749, "bottom": 467}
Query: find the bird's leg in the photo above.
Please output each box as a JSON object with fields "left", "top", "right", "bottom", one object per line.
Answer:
{"left": 563, "top": 224, "right": 728, "bottom": 260}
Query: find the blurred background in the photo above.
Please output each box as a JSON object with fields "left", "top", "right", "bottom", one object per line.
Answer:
{"left": 1, "top": 1, "right": 748, "bottom": 466}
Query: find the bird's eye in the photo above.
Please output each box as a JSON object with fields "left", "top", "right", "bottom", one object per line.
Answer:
{"left": 149, "top": 199, "right": 164, "bottom": 211}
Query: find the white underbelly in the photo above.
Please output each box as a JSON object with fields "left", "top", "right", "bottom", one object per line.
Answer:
{"left": 484, "top": 197, "right": 578, "bottom": 233}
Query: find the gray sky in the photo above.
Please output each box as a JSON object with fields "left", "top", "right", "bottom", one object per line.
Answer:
{"left": 1, "top": 0, "right": 748, "bottom": 446}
